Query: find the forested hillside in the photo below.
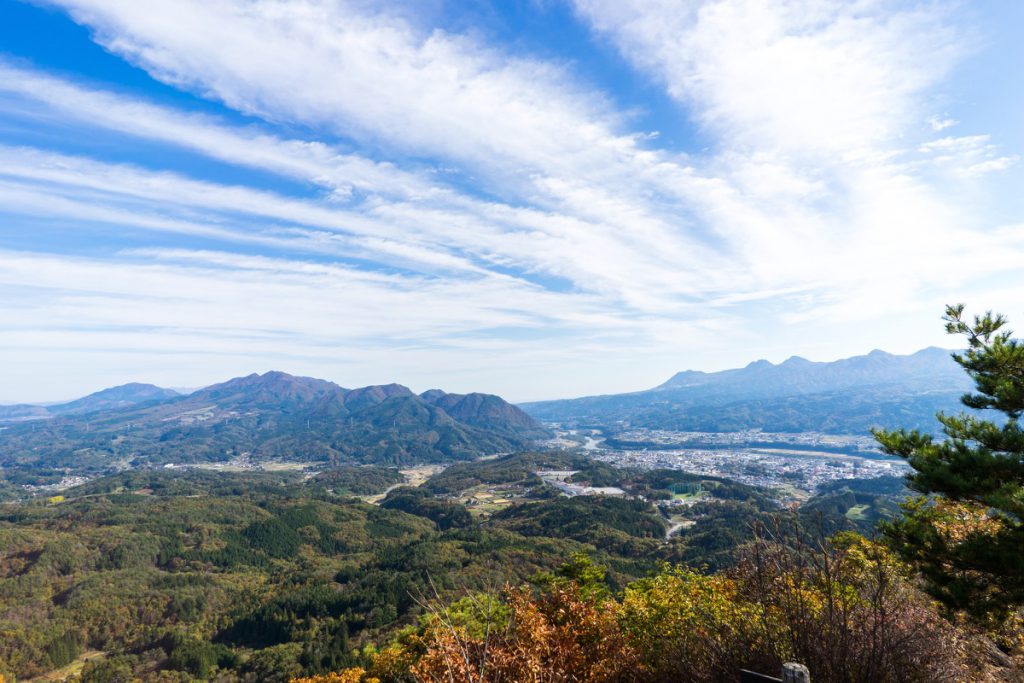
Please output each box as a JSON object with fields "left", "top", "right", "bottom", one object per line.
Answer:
{"left": 0, "top": 372, "right": 549, "bottom": 482}
{"left": 0, "top": 455, "right": 919, "bottom": 682}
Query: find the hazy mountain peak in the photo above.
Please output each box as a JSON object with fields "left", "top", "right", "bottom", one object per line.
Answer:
{"left": 653, "top": 347, "right": 963, "bottom": 392}
{"left": 913, "top": 346, "right": 951, "bottom": 357}
{"left": 0, "top": 382, "right": 181, "bottom": 423}
{"left": 523, "top": 346, "right": 971, "bottom": 431}
{"left": 223, "top": 370, "right": 336, "bottom": 387}
{"left": 654, "top": 369, "right": 708, "bottom": 390}
{"left": 50, "top": 382, "right": 179, "bottom": 416}
{"left": 419, "top": 389, "right": 448, "bottom": 402}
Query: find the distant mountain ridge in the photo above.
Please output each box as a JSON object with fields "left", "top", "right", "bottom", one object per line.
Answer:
{"left": 0, "top": 383, "right": 179, "bottom": 424}
{"left": 0, "top": 372, "right": 549, "bottom": 474}
{"left": 656, "top": 347, "right": 961, "bottom": 395}
{"left": 520, "top": 347, "right": 972, "bottom": 434}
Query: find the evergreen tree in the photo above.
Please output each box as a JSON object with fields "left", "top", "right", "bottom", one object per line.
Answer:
{"left": 874, "top": 304, "right": 1024, "bottom": 621}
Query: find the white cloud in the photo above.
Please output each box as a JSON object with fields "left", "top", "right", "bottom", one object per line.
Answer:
{"left": 35, "top": 1, "right": 750, "bottom": 290}
{"left": 0, "top": 0, "right": 1020, "bottom": 401}
{"left": 43, "top": 1, "right": 635, "bottom": 192}
{"left": 0, "top": 60, "right": 443, "bottom": 201}
{"left": 573, "top": 0, "right": 965, "bottom": 158}
{"left": 918, "top": 135, "right": 1018, "bottom": 177}
{"left": 0, "top": 143, "right": 729, "bottom": 309}
{"left": 44, "top": 0, "right": 1004, "bottom": 310}
{"left": 929, "top": 116, "right": 958, "bottom": 132}
{"left": 570, "top": 0, "right": 1023, "bottom": 319}
{"left": 0, "top": 245, "right": 734, "bottom": 401}
{"left": 0, "top": 61, "right": 744, "bottom": 307}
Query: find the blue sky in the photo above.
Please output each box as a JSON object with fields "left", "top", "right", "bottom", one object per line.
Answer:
{"left": 0, "top": 0, "right": 1022, "bottom": 403}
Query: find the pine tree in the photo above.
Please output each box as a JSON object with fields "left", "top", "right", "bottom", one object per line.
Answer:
{"left": 874, "top": 304, "right": 1024, "bottom": 621}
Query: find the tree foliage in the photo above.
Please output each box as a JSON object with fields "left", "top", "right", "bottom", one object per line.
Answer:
{"left": 308, "top": 539, "right": 971, "bottom": 683}
{"left": 874, "top": 304, "right": 1024, "bottom": 621}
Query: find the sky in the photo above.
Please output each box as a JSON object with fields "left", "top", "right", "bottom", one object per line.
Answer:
{"left": 0, "top": 0, "right": 1023, "bottom": 404}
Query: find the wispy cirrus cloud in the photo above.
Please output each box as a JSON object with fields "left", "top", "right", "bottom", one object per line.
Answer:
{"left": 572, "top": 0, "right": 966, "bottom": 156}
{"left": 570, "top": 0, "right": 1022, "bottom": 315}
{"left": 0, "top": 0, "right": 1020, "bottom": 401}
{"left": 0, "top": 60, "right": 446, "bottom": 200}
{"left": 0, "top": 58, "right": 736, "bottom": 301}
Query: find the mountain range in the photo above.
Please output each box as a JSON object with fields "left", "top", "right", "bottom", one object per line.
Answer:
{"left": 0, "top": 348, "right": 976, "bottom": 479}
{"left": 0, "top": 383, "right": 180, "bottom": 423}
{"left": 520, "top": 347, "right": 973, "bottom": 434}
{"left": 0, "top": 372, "right": 549, "bottom": 476}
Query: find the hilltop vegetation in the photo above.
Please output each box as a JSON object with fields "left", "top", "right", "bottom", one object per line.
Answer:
{"left": 309, "top": 467, "right": 406, "bottom": 496}
{"left": 311, "top": 541, "right": 976, "bottom": 683}
{"left": 422, "top": 451, "right": 584, "bottom": 495}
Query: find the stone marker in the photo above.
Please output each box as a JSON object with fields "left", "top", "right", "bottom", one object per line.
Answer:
{"left": 782, "top": 662, "right": 810, "bottom": 683}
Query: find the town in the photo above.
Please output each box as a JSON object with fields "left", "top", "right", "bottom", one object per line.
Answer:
{"left": 548, "top": 427, "right": 907, "bottom": 496}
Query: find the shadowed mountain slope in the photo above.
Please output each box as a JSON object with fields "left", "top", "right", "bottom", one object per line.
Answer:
{"left": 0, "top": 372, "right": 550, "bottom": 473}
{"left": 420, "top": 390, "right": 550, "bottom": 439}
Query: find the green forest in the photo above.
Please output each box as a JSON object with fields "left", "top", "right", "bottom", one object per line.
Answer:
{"left": 0, "top": 455, "right": 904, "bottom": 682}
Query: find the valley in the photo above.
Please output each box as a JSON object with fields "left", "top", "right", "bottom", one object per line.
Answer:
{"left": 551, "top": 427, "right": 906, "bottom": 496}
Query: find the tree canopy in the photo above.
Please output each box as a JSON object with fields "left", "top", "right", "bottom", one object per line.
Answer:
{"left": 874, "top": 304, "right": 1024, "bottom": 621}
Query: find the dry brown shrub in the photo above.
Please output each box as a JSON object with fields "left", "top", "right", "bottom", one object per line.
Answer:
{"left": 411, "top": 583, "right": 643, "bottom": 683}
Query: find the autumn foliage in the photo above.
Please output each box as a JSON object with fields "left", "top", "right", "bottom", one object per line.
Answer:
{"left": 410, "top": 583, "right": 642, "bottom": 683}
{"left": 295, "top": 533, "right": 977, "bottom": 683}
{"left": 291, "top": 669, "right": 379, "bottom": 683}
